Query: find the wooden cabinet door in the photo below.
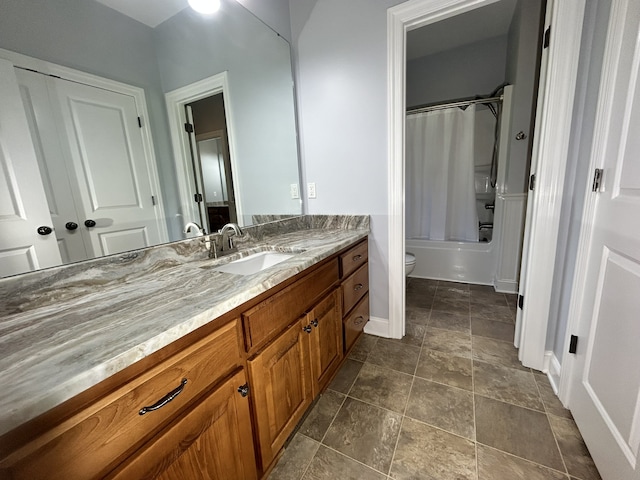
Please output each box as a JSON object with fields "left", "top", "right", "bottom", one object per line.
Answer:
{"left": 108, "top": 370, "right": 257, "bottom": 480}
{"left": 308, "top": 289, "right": 343, "bottom": 395}
{"left": 248, "top": 319, "right": 312, "bottom": 469}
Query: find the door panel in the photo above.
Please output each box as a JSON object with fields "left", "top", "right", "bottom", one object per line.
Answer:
{"left": 0, "top": 59, "right": 61, "bottom": 277}
{"left": 569, "top": 1, "right": 640, "bottom": 478}
{"left": 15, "top": 68, "right": 90, "bottom": 263}
{"left": 309, "top": 289, "right": 343, "bottom": 395}
{"left": 52, "top": 77, "right": 164, "bottom": 256}
{"left": 248, "top": 319, "right": 312, "bottom": 469}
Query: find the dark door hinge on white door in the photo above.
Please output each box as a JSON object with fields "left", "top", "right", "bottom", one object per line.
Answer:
{"left": 569, "top": 335, "right": 578, "bottom": 354}
{"left": 518, "top": 295, "right": 524, "bottom": 309}
{"left": 184, "top": 122, "right": 194, "bottom": 133}
{"left": 137, "top": 116, "right": 142, "bottom": 128}
{"left": 592, "top": 168, "right": 603, "bottom": 192}
{"left": 194, "top": 193, "right": 203, "bottom": 203}
{"left": 529, "top": 174, "right": 536, "bottom": 191}
{"left": 151, "top": 195, "right": 156, "bottom": 206}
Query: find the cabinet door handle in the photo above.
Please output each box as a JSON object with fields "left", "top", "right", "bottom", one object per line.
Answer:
{"left": 311, "top": 318, "right": 319, "bottom": 328}
{"left": 138, "top": 378, "right": 187, "bottom": 415}
{"left": 353, "top": 316, "right": 364, "bottom": 326}
{"left": 302, "top": 325, "right": 312, "bottom": 333}
{"left": 354, "top": 283, "right": 364, "bottom": 291}
{"left": 353, "top": 254, "right": 362, "bottom": 261}
{"left": 238, "top": 384, "right": 250, "bottom": 397}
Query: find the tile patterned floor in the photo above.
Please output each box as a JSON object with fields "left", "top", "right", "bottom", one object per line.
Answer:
{"left": 268, "top": 279, "right": 602, "bottom": 480}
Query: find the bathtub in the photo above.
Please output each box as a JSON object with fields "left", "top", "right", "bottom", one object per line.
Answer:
{"left": 405, "top": 237, "right": 496, "bottom": 285}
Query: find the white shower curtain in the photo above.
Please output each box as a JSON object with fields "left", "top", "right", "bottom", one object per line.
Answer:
{"left": 406, "top": 105, "right": 479, "bottom": 242}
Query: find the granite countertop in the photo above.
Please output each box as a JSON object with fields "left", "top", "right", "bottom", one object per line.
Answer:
{"left": 0, "top": 216, "right": 369, "bottom": 437}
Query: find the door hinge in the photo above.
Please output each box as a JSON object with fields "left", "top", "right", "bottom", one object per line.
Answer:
{"left": 184, "top": 122, "right": 194, "bottom": 133}
{"left": 137, "top": 116, "right": 142, "bottom": 128}
{"left": 194, "top": 193, "right": 203, "bottom": 203}
{"left": 592, "top": 168, "right": 603, "bottom": 192}
{"left": 569, "top": 335, "right": 578, "bottom": 354}
{"left": 529, "top": 174, "right": 536, "bottom": 191}
{"left": 518, "top": 295, "right": 524, "bottom": 309}
{"left": 543, "top": 26, "right": 551, "bottom": 49}
{"left": 237, "top": 384, "right": 249, "bottom": 397}
{"left": 151, "top": 195, "right": 156, "bottom": 206}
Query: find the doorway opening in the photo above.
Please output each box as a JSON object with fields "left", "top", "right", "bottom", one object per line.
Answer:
{"left": 403, "top": 0, "right": 544, "bottom": 288}
{"left": 187, "top": 93, "right": 237, "bottom": 233}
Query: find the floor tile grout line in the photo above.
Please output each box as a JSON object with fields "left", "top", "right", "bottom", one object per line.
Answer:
{"left": 471, "top": 332, "right": 480, "bottom": 480}
{"left": 313, "top": 441, "right": 392, "bottom": 477}
{"left": 477, "top": 441, "right": 574, "bottom": 478}
{"left": 473, "top": 391, "right": 553, "bottom": 416}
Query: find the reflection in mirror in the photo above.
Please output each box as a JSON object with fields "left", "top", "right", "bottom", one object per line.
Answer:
{"left": 0, "top": 0, "right": 302, "bottom": 278}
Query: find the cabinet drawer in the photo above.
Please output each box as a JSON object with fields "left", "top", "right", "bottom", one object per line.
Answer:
{"left": 339, "top": 240, "right": 368, "bottom": 279}
{"left": 0, "top": 320, "right": 243, "bottom": 480}
{"left": 344, "top": 293, "right": 369, "bottom": 352}
{"left": 243, "top": 259, "right": 339, "bottom": 352}
{"left": 342, "top": 263, "right": 369, "bottom": 315}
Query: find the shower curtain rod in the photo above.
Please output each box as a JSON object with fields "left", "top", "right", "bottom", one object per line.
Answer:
{"left": 406, "top": 95, "right": 503, "bottom": 116}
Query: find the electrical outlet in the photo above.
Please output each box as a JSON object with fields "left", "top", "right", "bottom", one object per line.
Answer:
{"left": 290, "top": 183, "right": 299, "bottom": 199}
{"left": 307, "top": 182, "right": 316, "bottom": 199}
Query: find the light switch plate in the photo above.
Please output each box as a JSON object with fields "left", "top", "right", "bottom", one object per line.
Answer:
{"left": 307, "top": 182, "right": 316, "bottom": 199}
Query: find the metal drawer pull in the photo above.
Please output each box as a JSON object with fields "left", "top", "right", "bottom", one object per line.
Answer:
{"left": 353, "top": 254, "right": 362, "bottom": 261}
{"left": 311, "top": 318, "right": 319, "bottom": 327}
{"left": 354, "top": 283, "right": 364, "bottom": 291}
{"left": 139, "top": 378, "right": 187, "bottom": 415}
{"left": 303, "top": 325, "right": 312, "bottom": 333}
{"left": 353, "top": 316, "right": 364, "bottom": 326}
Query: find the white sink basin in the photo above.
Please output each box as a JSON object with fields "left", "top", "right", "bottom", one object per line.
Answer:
{"left": 213, "top": 251, "right": 295, "bottom": 276}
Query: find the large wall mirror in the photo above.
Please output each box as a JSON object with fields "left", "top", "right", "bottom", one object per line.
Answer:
{"left": 0, "top": 0, "right": 302, "bottom": 278}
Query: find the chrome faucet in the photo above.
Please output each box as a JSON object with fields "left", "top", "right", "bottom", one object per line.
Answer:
{"left": 218, "top": 223, "right": 243, "bottom": 253}
{"left": 184, "top": 222, "right": 204, "bottom": 236}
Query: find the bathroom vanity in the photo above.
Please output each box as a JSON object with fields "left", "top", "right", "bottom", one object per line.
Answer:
{"left": 0, "top": 216, "right": 369, "bottom": 479}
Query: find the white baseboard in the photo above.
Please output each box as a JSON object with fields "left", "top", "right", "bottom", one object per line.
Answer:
{"left": 364, "top": 316, "right": 394, "bottom": 338}
{"left": 548, "top": 352, "right": 562, "bottom": 394}
{"left": 493, "top": 278, "right": 518, "bottom": 293}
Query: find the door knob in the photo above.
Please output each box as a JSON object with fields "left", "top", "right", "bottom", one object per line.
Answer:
{"left": 84, "top": 219, "right": 96, "bottom": 228}
{"left": 37, "top": 226, "right": 53, "bottom": 235}
{"left": 65, "top": 222, "right": 78, "bottom": 230}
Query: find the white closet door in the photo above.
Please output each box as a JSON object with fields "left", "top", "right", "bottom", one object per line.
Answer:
{"left": 568, "top": 1, "right": 640, "bottom": 478}
{"left": 51, "top": 77, "right": 163, "bottom": 256}
{"left": 15, "top": 68, "right": 90, "bottom": 264}
{"left": 0, "top": 59, "right": 61, "bottom": 277}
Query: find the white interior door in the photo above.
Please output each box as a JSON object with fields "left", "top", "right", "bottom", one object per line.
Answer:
{"left": 568, "top": 1, "right": 640, "bottom": 478}
{"left": 0, "top": 59, "right": 62, "bottom": 276}
{"left": 15, "top": 68, "right": 90, "bottom": 264}
{"left": 52, "top": 77, "right": 164, "bottom": 256}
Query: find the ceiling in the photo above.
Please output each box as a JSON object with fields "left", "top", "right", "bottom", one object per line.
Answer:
{"left": 93, "top": 0, "right": 189, "bottom": 27}
{"left": 407, "top": 0, "right": 519, "bottom": 61}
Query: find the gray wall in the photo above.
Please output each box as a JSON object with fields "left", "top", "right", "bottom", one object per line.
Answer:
{"left": 0, "top": 0, "right": 181, "bottom": 239}
{"left": 237, "top": 0, "right": 293, "bottom": 42}
{"left": 153, "top": 1, "right": 300, "bottom": 225}
{"left": 406, "top": 35, "right": 508, "bottom": 108}
{"left": 290, "top": 0, "right": 404, "bottom": 323}
{"left": 547, "top": 0, "right": 611, "bottom": 361}
{"left": 504, "top": 0, "right": 544, "bottom": 193}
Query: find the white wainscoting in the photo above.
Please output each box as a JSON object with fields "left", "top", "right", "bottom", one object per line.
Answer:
{"left": 493, "top": 193, "right": 527, "bottom": 293}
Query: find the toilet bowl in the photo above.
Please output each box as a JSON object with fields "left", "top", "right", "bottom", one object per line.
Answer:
{"left": 405, "top": 252, "right": 416, "bottom": 276}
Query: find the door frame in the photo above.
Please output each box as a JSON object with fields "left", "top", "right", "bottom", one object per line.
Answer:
{"left": 0, "top": 47, "right": 169, "bottom": 245}
{"left": 387, "top": 0, "right": 586, "bottom": 370}
{"left": 165, "top": 72, "right": 243, "bottom": 231}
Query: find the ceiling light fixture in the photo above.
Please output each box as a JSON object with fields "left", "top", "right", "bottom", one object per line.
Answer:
{"left": 188, "top": 0, "right": 221, "bottom": 14}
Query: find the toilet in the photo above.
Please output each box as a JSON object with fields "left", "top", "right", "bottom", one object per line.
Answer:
{"left": 405, "top": 252, "right": 416, "bottom": 276}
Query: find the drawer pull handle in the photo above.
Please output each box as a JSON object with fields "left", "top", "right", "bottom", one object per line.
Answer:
{"left": 353, "top": 254, "right": 363, "bottom": 261}
{"left": 303, "top": 325, "right": 312, "bottom": 333}
{"left": 354, "top": 283, "right": 364, "bottom": 291}
{"left": 354, "top": 316, "right": 364, "bottom": 326}
{"left": 139, "top": 378, "right": 187, "bottom": 415}
{"left": 311, "top": 318, "right": 319, "bottom": 327}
